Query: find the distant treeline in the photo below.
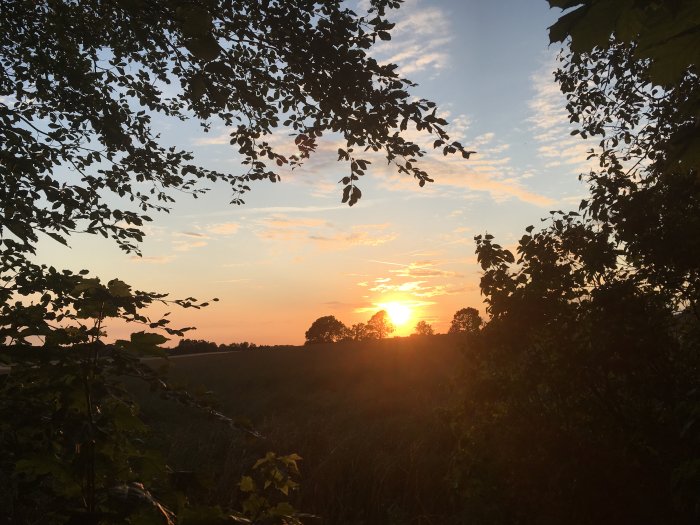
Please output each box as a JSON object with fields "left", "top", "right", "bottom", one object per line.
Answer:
{"left": 167, "top": 339, "right": 256, "bottom": 355}
{"left": 167, "top": 339, "right": 303, "bottom": 356}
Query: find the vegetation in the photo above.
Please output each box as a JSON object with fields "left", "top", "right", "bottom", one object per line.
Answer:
{"left": 448, "top": 2, "right": 700, "bottom": 524}
{"left": 365, "top": 310, "right": 396, "bottom": 340}
{"left": 447, "top": 307, "right": 483, "bottom": 335}
{"left": 0, "top": 0, "right": 470, "bottom": 522}
{"left": 138, "top": 336, "right": 466, "bottom": 525}
{"left": 412, "top": 320, "right": 434, "bottom": 336}
{"left": 1, "top": 0, "right": 698, "bottom": 523}
{"left": 304, "top": 310, "right": 399, "bottom": 344}
{"left": 170, "top": 339, "right": 258, "bottom": 354}
{"left": 304, "top": 316, "right": 348, "bottom": 345}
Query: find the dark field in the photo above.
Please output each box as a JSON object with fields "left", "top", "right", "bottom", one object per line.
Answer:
{"left": 140, "top": 335, "right": 467, "bottom": 525}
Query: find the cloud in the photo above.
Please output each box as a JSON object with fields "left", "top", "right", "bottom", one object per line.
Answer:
{"left": 254, "top": 215, "right": 396, "bottom": 248}
{"left": 130, "top": 255, "right": 175, "bottom": 264}
{"left": 255, "top": 215, "right": 329, "bottom": 241}
{"left": 179, "top": 231, "right": 209, "bottom": 239}
{"left": 309, "top": 224, "right": 396, "bottom": 248}
{"left": 308, "top": 231, "right": 393, "bottom": 247}
{"left": 358, "top": 258, "right": 470, "bottom": 305}
{"left": 389, "top": 260, "right": 463, "bottom": 279}
{"left": 528, "top": 60, "right": 594, "bottom": 173}
{"left": 368, "top": 0, "right": 452, "bottom": 76}
{"left": 173, "top": 239, "right": 208, "bottom": 252}
{"left": 366, "top": 277, "right": 467, "bottom": 298}
{"left": 354, "top": 298, "right": 436, "bottom": 314}
{"left": 372, "top": 114, "right": 556, "bottom": 207}
{"left": 206, "top": 222, "right": 240, "bottom": 235}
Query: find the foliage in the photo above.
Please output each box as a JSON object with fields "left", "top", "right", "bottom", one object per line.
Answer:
{"left": 412, "top": 320, "right": 434, "bottom": 336}
{"left": 548, "top": 0, "right": 700, "bottom": 86}
{"left": 304, "top": 316, "right": 348, "bottom": 345}
{"left": 366, "top": 310, "right": 395, "bottom": 340}
{"left": 450, "top": 4, "right": 700, "bottom": 524}
{"left": 1, "top": 0, "right": 473, "bottom": 522}
{"left": 1, "top": 0, "right": 471, "bottom": 275}
{"left": 175, "top": 339, "right": 220, "bottom": 354}
{"left": 168, "top": 339, "right": 258, "bottom": 354}
{"left": 447, "top": 307, "right": 482, "bottom": 335}
{"left": 0, "top": 277, "right": 219, "bottom": 524}
{"left": 347, "top": 322, "right": 370, "bottom": 342}
{"left": 235, "top": 452, "right": 305, "bottom": 525}
{"left": 451, "top": 221, "right": 699, "bottom": 525}
{"left": 139, "top": 336, "right": 463, "bottom": 524}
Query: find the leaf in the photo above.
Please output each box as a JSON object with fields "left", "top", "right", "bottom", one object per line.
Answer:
{"left": 239, "top": 476, "right": 255, "bottom": 493}
{"left": 108, "top": 279, "right": 132, "bottom": 298}
{"left": 186, "top": 36, "right": 221, "bottom": 62}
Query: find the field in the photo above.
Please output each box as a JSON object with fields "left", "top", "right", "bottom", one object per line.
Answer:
{"left": 139, "top": 335, "right": 467, "bottom": 525}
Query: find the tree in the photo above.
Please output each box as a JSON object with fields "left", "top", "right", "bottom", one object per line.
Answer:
{"left": 449, "top": 4, "right": 700, "bottom": 523}
{"left": 448, "top": 307, "right": 483, "bottom": 334}
{"left": 347, "top": 322, "right": 370, "bottom": 341}
{"left": 1, "top": 1, "right": 472, "bottom": 521}
{"left": 413, "top": 320, "right": 434, "bottom": 336}
{"left": 549, "top": 0, "right": 700, "bottom": 309}
{"left": 366, "top": 310, "right": 395, "bottom": 339}
{"left": 305, "top": 315, "right": 348, "bottom": 345}
{"left": 1, "top": 0, "right": 471, "bottom": 277}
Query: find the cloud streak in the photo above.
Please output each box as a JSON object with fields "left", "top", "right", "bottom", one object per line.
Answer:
{"left": 367, "top": 0, "right": 452, "bottom": 76}
{"left": 528, "top": 60, "right": 594, "bottom": 173}
{"left": 254, "top": 215, "right": 397, "bottom": 249}
{"left": 374, "top": 114, "right": 556, "bottom": 207}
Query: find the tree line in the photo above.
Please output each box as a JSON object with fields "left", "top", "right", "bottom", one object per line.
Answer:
{"left": 304, "top": 307, "right": 484, "bottom": 344}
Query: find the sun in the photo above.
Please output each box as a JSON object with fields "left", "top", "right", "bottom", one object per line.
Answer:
{"left": 383, "top": 302, "right": 412, "bottom": 326}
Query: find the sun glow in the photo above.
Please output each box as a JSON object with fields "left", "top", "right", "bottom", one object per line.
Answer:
{"left": 383, "top": 302, "right": 412, "bottom": 326}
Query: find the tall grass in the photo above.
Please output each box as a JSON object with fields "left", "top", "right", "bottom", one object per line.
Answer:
{"left": 139, "top": 335, "right": 466, "bottom": 524}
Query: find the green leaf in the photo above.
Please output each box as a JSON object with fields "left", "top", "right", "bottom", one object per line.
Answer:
{"left": 239, "top": 475, "right": 255, "bottom": 493}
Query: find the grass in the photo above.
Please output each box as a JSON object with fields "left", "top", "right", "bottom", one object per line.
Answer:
{"left": 139, "top": 334, "right": 467, "bottom": 525}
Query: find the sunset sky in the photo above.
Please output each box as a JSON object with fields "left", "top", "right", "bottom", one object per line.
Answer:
{"left": 37, "top": 0, "right": 592, "bottom": 345}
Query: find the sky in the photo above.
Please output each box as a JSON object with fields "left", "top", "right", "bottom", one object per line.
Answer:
{"left": 38, "top": 0, "right": 593, "bottom": 345}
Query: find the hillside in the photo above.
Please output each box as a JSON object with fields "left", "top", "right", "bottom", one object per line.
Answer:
{"left": 140, "top": 334, "right": 468, "bottom": 525}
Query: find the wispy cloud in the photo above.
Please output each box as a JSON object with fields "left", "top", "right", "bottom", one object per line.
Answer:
{"left": 173, "top": 238, "right": 208, "bottom": 252}
{"left": 255, "top": 215, "right": 329, "bottom": 241}
{"left": 206, "top": 222, "right": 240, "bottom": 235}
{"left": 179, "top": 231, "right": 209, "bottom": 239}
{"left": 354, "top": 298, "right": 436, "bottom": 314}
{"left": 309, "top": 229, "right": 396, "bottom": 247}
{"left": 389, "top": 260, "right": 463, "bottom": 279}
{"left": 368, "top": 0, "right": 452, "bottom": 76}
{"left": 375, "top": 114, "right": 556, "bottom": 207}
{"left": 358, "top": 258, "right": 468, "bottom": 306}
{"left": 129, "top": 255, "right": 175, "bottom": 265}
{"left": 528, "top": 59, "right": 593, "bottom": 173}
{"left": 254, "top": 215, "right": 396, "bottom": 249}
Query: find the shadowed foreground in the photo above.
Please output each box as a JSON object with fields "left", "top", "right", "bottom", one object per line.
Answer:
{"left": 140, "top": 335, "right": 465, "bottom": 525}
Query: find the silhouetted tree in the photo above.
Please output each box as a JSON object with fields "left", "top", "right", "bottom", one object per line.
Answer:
{"left": 175, "top": 338, "right": 218, "bottom": 354}
{"left": 366, "top": 310, "right": 395, "bottom": 339}
{"left": 448, "top": 307, "right": 483, "bottom": 335}
{"left": 413, "top": 320, "right": 434, "bottom": 336}
{"left": 0, "top": 1, "right": 473, "bottom": 522}
{"left": 305, "top": 315, "right": 348, "bottom": 345}
{"left": 347, "top": 323, "right": 370, "bottom": 341}
{"left": 450, "top": 3, "right": 700, "bottom": 523}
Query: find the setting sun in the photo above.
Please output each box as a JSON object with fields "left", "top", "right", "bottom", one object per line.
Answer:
{"left": 383, "top": 302, "right": 412, "bottom": 326}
